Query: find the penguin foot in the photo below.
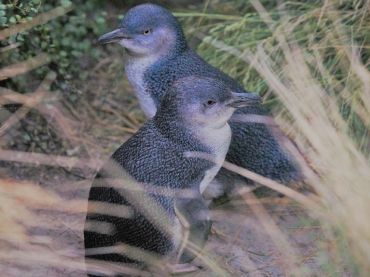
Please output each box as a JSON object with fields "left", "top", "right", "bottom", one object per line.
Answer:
{"left": 168, "top": 263, "right": 200, "bottom": 275}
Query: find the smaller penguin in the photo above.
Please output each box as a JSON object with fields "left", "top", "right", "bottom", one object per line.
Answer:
{"left": 84, "top": 77, "right": 260, "bottom": 276}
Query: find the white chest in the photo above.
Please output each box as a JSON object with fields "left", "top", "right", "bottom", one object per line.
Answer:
{"left": 125, "top": 57, "right": 158, "bottom": 118}
{"left": 196, "top": 124, "right": 232, "bottom": 194}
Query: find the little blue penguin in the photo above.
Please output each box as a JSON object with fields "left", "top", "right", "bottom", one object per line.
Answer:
{"left": 84, "top": 77, "right": 260, "bottom": 276}
{"left": 98, "top": 3, "right": 302, "bottom": 196}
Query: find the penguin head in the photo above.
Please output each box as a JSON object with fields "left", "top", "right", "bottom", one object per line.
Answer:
{"left": 98, "top": 4, "right": 187, "bottom": 57}
{"left": 161, "top": 77, "right": 261, "bottom": 129}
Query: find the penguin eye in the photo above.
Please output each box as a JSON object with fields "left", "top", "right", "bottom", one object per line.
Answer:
{"left": 143, "top": 29, "right": 151, "bottom": 35}
{"left": 205, "top": 100, "right": 217, "bottom": 107}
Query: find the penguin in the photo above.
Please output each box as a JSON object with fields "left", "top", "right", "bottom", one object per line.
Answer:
{"left": 98, "top": 3, "right": 302, "bottom": 197}
{"left": 84, "top": 77, "right": 260, "bottom": 276}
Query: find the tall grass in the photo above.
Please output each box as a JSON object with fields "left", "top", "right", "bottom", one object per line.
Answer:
{"left": 188, "top": 0, "right": 370, "bottom": 274}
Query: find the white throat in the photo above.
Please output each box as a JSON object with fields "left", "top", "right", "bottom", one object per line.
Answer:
{"left": 125, "top": 54, "right": 160, "bottom": 118}
{"left": 193, "top": 123, "right": 232, "bottom": 194}
{"left": 123, "top": 28, "right": 177, "bottom": 119}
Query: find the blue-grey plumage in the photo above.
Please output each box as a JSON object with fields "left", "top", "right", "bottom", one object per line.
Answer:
{"left": 84, "top": 77, "right": 259, "bottom": 276}
{"left": 99, "top": 3, "right": 302, "bottom": 195}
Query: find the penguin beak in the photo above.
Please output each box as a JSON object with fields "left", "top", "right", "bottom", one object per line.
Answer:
{"left": 98, "top": 28, "right": 132, "bottom": 44}
{"left": 228, "top": 92, "right": 261, "bottom": 108}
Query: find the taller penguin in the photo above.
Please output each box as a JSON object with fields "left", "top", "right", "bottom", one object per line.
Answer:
{"left": 98, "top": 3, "right": 302, "bottom": 195}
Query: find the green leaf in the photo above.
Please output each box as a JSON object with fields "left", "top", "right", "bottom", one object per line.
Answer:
{"left": 0, "top": 17, "right": 7, "bottom": 26}
{"left": 61, "top": 37, "right": 71, "bottom": 46}
{"left": 61, "top": 0, "right": 72, "bottom": 8}
{"left": 59, "top": 50, "right": 67, "bottom": 57}
{"left": 71, "top": 50, "right": 82, "bottom": 57}
{"left": 96, "top": 17, "right": 105, "bottom": 24}
{"left": 9, "top": 16, "right": 16, "bottom": 24}
{"left": 41, "top": 41, "right": 48, "bottom": 49}
{"left": 17, "top": 35, "right": 24, "bottom": 42}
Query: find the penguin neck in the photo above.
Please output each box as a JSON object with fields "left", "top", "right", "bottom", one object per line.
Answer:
{"left": 191, "top": 121, "right": 232, "bottom": 161}
{"left": 124, "top": 44, "right": 189, "bottom": 119}
{"left": 125, "top": 54, "right": 162, "bottom": 118}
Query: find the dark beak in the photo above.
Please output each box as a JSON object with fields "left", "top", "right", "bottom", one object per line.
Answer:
{"left": 98, "top": 28, "right": 131, "bottom": 44}
{"left": 228, "top": 92, "right": 261, "bottom": 108}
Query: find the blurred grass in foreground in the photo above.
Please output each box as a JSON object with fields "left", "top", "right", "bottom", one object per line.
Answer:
{"left": 185, "top": 0, "right": 370, "bottom": 274}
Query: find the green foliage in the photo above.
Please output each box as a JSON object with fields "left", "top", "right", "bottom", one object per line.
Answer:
{"left": 191, "top": 1, "right": 369, "bottom": 92}
{"left": 1, "top": 0, "right": 108, "bottom": 93}
{"left": 0, "top": 1, "right": 41, "bottom": 27}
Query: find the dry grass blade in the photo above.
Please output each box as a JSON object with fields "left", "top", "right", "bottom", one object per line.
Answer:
{"left": 0, "top": 149, "right": 102, "bottom": 170}
{"left": 0, "top": 5, "right": 73, "bottom": 40}
{"left": 2, "top": 181, "right": 85, "bottom": 215}
{"left": 84, "top": 258, "right": 152, "bottom": 277}
{"left": 0, "top": 71, "right": 56, "bottom": 136}
{"left": 0, "top": 73, "right": 82, "bottom": 145}
{"left": 0, "top": 53, "right": 51, "bottom": 81}
{"left": 0, "top": 87, "right": 56, "bottom": 107}
{"left": 224, "top": 161, "right": 319, "bottom": 209}
{"left": 37, "top": 101, "right": 82, "bottom": 143}
{"left": 0, "top": 106, "right": 30, "bottom": 136}
{"left": 0, "top": 43, "right": 20, "bottom": 53}
{"left": 230, "top": 114, "right": 277, "bottom": 125}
